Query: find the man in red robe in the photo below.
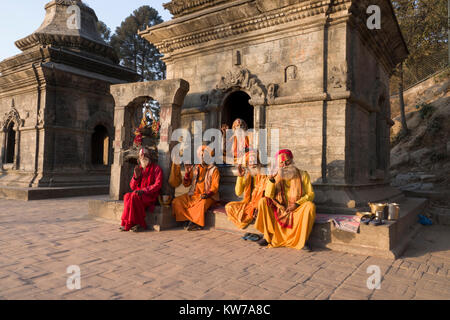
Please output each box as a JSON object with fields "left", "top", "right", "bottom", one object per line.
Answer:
{"left": 120, "top": 147, "right": 163, "bottom": 232}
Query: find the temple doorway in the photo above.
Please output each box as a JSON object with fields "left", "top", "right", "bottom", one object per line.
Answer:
{"left": 221, "top": 91, "right": 254, "bottom": 129}
{"left": 91, "top": 125, "right": 109, "bottom": 166}
{"left": 5, "top": 122, "right": 16, "bottom": 164}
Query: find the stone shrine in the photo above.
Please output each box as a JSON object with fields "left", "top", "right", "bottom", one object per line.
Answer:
{"left": 140, "top": 0, "right": 410, "bottom": 212}
{"left": 0, "top": 0, "right": 138, "bottom": 200}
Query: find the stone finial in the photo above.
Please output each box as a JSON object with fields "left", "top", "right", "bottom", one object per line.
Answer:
{"left": 14, "top": 0, "right": 118, "bottom": 63}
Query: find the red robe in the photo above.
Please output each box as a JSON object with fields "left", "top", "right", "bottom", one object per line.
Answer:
{"left": 121, "top": 163, "right": 163, "bottom": 231}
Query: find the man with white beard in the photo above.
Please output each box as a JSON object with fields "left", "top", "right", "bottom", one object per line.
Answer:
{"left": 255, "top": 149, "right": 316, "bottom": 251}
{"left": 119, "top": 147, "right": 163, "bottom": 232}
{"left": 225, "top": 150, "right": 268, "bottom": 230}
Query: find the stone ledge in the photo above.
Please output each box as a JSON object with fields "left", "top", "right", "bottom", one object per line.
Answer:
{"left": 88, "top": 195, "right": 428, "bottom": 259}
{"left": 206, "top": 196, "right": 428, "bottom": 259}
{"left": 0, "top": 185, "right": 109, "bottom": 201}
{"left": 88, "top": 200, "right": 179, "bottom": 232}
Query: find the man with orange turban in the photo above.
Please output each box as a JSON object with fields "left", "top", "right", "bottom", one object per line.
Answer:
{"left": 171, "top": 145, "right": 220, "bottom": 231}
{"left": 225, "top": 150, "right": 268, "bottom": 229}
{"left": 255, "top": 149, "right": 316, "bottom": 251}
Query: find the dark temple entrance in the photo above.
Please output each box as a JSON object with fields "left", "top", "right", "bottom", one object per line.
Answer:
{"left": 221, "top": 91, "right": 254, "bottom": 129}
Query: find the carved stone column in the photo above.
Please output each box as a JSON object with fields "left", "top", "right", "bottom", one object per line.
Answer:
{"left": 110, "top": 106, "right": 133, "bottom": 200}
{"left": 0, "top": 130, "right": 5, "bottom": 168}
{"left": 157, "top": 102, "right": 182, "bottom": 197}
{"left": 14, "top": 126, "right": 20, "bottom": 170}
{"left": 253, "top": 104, "right": 266, "bottom": 130}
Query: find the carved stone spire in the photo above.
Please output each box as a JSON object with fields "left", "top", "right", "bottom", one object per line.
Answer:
{"left": 14, "top": 0, "right": 118, "bottom": 63}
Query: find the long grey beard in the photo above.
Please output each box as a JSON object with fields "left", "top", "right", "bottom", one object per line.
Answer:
{"left": 279, "top": 165, "right": 299, "bottom": 180}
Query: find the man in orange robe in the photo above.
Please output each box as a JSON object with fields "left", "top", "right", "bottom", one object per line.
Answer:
{"left": 228, "top": 118, "right": 250, "bottom": 165}
{"left": 120, "top": 148, "right": 163, "bottom": 232}
{"left": 225, "top": 151, "right": 268, "bottom": 229}
{"left": 255, "top": 149, "right": 316, "bottom": 251}
{"left": 171, "top": 146, "right": 220, "bottom": 231}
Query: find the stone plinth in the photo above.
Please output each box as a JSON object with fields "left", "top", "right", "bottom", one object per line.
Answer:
{"left": 207, "top": 196, "right": 428, "bottom": 259}
{"left": 0, "top": 185, "right": 108, "bottom": 201}
{"left": 88, "top": 200, "right": 179, "bottom": 232}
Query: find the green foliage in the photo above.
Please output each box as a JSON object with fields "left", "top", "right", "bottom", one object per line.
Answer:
{"left": 97, "top": 21, "right": 112, "bottom": 44}
{"left": 391, "top": 0, "right": 448, "bottom": 91}
{"left": 415, "top": 103, "right": 435, "bottom": 119}
{"left": 110, "top": 6, "right": 166, "bottom": 81}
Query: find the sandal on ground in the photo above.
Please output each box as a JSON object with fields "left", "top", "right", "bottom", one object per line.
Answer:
{"left": 242, "top": 233, "right": 252, "bottom": 240}
{"left": 131, "top": 225, "right": 144, "bottom": 233}
{"left": 119, "top": 226, "right": 126, "bottom": 231}
{"left": 187, "top": 224, "right": 204, "bottom": 232}
{"left": 184, "top": 221, "right": 192, "bottom": 230}
{"left": 257, "top": 238, "right": 269, "bottom": 247}
{"left": 248, "top": 234, "right": 262, "bottom": 242}
{"left": 361, "top": 215, "right": 373, "bottom": 225}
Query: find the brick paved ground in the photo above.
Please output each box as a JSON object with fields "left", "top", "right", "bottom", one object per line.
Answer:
{"left": 0, "top": 196, "right": 449, "bottom": 300}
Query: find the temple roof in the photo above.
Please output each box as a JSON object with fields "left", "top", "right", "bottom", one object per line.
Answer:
{"left": 14, "top": 0, "right": 118, "bottom": 63}
{"left": 163, "top": 0, "right": 230, "bottom": 18}
{"left": 142, "top": 0, "right": 408, "bottom": 73}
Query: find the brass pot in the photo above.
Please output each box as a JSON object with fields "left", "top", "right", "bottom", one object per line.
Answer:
{"left": 368, "top": 202, "right": 388, "bottom": 214}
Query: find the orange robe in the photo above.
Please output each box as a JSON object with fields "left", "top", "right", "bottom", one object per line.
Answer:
{"left": 172, "top": 164, "right": 220, "bottom": 227}
{"left": 255, "top": 170, "right": 316, "bottom": 250}
{"left": 225, "top": 173, "right": 268, "bottom": 229}
{"left": 232, "top": 135, "right": 250, "bottom": 165}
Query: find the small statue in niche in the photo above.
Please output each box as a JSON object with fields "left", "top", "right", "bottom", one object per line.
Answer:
{"left": 124, "top": 105, "right": 160, "bottom": 165}
{"left": 285, "top": 65, "right": 298, "bottom": 82}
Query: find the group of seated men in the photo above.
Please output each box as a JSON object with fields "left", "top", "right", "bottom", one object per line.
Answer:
{"left": 119, "top": 125, "right": 316, "bottom": 251}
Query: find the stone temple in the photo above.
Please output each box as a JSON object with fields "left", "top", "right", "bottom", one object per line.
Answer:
{"left": 0, "top": 0, "right": 428, "bottom": 258}
{"left": 139, "top": 0, "right": 410, "bottom": 212}
{"left": 0, "top": 0, "right": 138, "bottom": 199}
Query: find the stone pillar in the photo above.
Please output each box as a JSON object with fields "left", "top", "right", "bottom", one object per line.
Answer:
{"left": 0, "top": 130, "right": 5, "bottom": 167}
{"left": 253, "top": 104, "right": 266, "bottom": 156}
{"left": 157, "top": 102, "right": 182, "bottom": 197}
{"left": 110, "top": 106, "right": 133, "bottom": 200}
{"left": 14, "top": 126, "right": 20, "bottom": 170}
{"left": 254, "top": 104, "right": 266, "bottom": 129}
{"left": 148, "top": 102, "right": 182, "bottom": 232}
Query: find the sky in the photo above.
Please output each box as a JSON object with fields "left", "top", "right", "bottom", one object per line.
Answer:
{"left": 0, "top": 0, "right": 171, "bottom": 61}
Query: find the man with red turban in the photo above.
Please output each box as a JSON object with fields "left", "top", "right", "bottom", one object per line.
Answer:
{"left": 120, "top": 147, "right": 163, "bottom": 232}
{"left": 225, "top": 150, "right": 268, "bottom": 229}
{"left": 255, "top": 149, "right": 316, "bottom": 251}
{"left": 171, "top": 145, "right": 220, "bottom": 231}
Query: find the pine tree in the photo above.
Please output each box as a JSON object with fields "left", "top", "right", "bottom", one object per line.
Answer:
{"left": 97, "top": 20, "right": 112, "bottom": 44}
{"left": 110, "top": 6, "right": 166, "bottom": 81}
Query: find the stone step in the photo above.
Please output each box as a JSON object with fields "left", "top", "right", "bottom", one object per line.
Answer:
{"left": 426, "top": 205, "right": 450, "bottom": 226}
{"left": 0, "top": 185, "right": 109, "bottom": 201}
{"left": 88, "top": 195, "right": 428, "bottom": 259}
{"left": 206, "top": 197, "right": 428, "bottom": 259}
